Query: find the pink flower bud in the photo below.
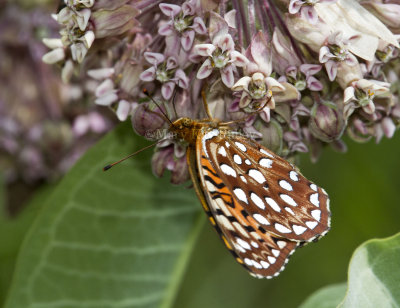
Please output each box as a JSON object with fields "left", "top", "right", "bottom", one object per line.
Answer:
{"left": 309, "top": 102, "right": 345, "bottom": 142}
{"left": 92, "top": 5, "right": 139, "bottom": 39}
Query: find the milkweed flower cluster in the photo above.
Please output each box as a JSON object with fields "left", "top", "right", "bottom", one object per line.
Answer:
{"left": 0, "top": 4, "right": 114, "bottom": 185}
{"left": 43, "top": 0, "right": 400, "bottom": 184}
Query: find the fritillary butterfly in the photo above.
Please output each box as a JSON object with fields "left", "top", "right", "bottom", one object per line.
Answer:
{"left": 105, "top": 91, "right": 331, "bottom": 279}
{"left": 168, "top": 116, "right": 331, "bottom": 279}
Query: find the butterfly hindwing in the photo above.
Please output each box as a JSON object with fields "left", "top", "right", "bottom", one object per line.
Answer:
{"left": 203, "top": 132, "right": 331, "bottom": 242}
{"left": 192, "top": 129, "right": 299, "bottom": 278}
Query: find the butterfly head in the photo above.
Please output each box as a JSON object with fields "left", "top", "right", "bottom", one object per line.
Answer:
{"left": 169, "top": 117, "right": 199, "bottom": 144}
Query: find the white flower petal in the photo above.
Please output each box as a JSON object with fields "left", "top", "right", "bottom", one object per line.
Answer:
{"left": 95, "top": 79, "right": 115, "bottom": 97}
{"left": 343, "top": 86, "right": 355, "bottom": 103}
{"left": 325, "top": 61, "right": 338, "bottom": 81}
{"left": 232, "top": 76, "right": 251, "bottom": 91}
{"left": 42, "top": 38, "right": 63, "bottom": 49}
{"left": 230, "top": 50, "right": 249, "bottom": 67}
{"left": 158, "top": 21, "right": 174, "bottom": 36}
{"left": 214, "top": 33, "right": 234, "bottom": 52}
{"left": 221, "top": 65, "right": 234, "bottom": 88}
{"left": 266, "top": 77, "right": 285, "bottom": 92}
{"left": 87, "top": 68, "right": 115, "bottom": 80}
{"left": 159, "top": 3, "right": 181, "bottom": 17}
{"left": 144, "top": 52, "right": 165, "bottom": 65}
{"left": 116, "top": 100, "right": 131, "bottom": 121}
{"left": 197, "top": 59, "right": 213, "bottom": 79}
{"left": 139, "top": 67, "right": 156, "bottom": 82}
{"left": 95, "top": 92, "right": 118, "bottom": 106}
{"left": 194, "top": 44, "right": 216, "bottom": 57}
{"left": 42, "top": 48, "right": 65, "bottom": 64}
{"left": 162, "top": 82, "right": 175, "bottom": 100}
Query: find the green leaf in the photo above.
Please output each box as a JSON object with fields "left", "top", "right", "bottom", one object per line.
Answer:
{"left": 299, "top": 233, "right": 400, "bottom": 308}
{"left": 4, "top": 122, "right": 201, "bottom": 308}
{"left": 339, "top": 233, "right": 400, "bottom": 308}
{"left": 0, "top": 185, "right": 51, "bottom": 307}
{"left": 299, "top": 284, "right": 347, "bottom": 308}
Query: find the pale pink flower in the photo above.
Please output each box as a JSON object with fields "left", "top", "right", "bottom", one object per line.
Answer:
{"left": 158, "top": 1, "right": 206, "bottom": 51}
{"left": 194, "top": 32, "right": 249, "bottom": 88}
{"left": 319, "top": 31, "right": 359, "bottom": 81}
{"left": 140, "top": 52, "right": 189, "bottom": 100}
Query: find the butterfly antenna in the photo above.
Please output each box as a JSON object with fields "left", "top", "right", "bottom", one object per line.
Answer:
{"left": 142, "top": 89, "right": 173, "bottom": 124}
{"left": 171, "top": 89, "right": 178, "bottom": 119}
{"left": 103, "top": 142, "right": 158, "bottom": 171}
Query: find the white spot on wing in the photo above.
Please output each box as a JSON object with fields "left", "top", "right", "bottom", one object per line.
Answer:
{"left": 260, "top": 261, "right": 270, "bottom": 269}
{"left": 272, "top": 249, "right": 280, "bottom": 257}
{"left": 220, "top": 164, "right": 237, "bottom": 177}
{"left": 235, "top": 142, "right": 247, "bottom": 152}
{"left": 265, "top": 197, "right": 281, "bottom": 212}
{"left": 234, "top": 244, "right": 246, "bottom": 253}
{"left": 251, "top": 193, "right": 265, "bottom": 209}
{"left": 244, "top": 258, "right": 252, "bottom": 266}
{"left": 279, "top": 180, "right": 293, "bottom": 191}
{"left": 233, "top": 154, "right": 242, "bottom": 165}
{"left": 218, "top": 146, "right": 227, "bottom": 157}
{"left": 233, "top": 222, "right": 251, "bottom": 238}
{"left": 310, "top": 193, "right": 320, "bottom": 207}
{"left": 253, "top": 214, "right": 270, "bottom": 225}
{"left": 251, "top": 241, "right": 259, "bottom": 248}
{"left": 311, "top": 209, "right": 321, "bottom": 221}
{"left": 280, "top": 194, "right": 297, "bottom": 206}
{"left": 237, "top": 238, "right": 251, "bottom": 250}
{"left": 275, "top": 223, "right": 292, "bottom": 233}
{"left": 277, "top": 241, "right": 286, "bottom": 249}
{"left": 214, "top": 198, "right": 230, "bottom": 216}
{"left": 293, "top": 225, "right": 307, "bottom": 235}
{"left": 260, "top": 148, "right": 274, "bottom": 158}
{"left": 259, "top": 158, "right": 273, "bottom": 168}
{"left": 233, "top": 188, "right": 248, "bottom": 204}
{"left": 310, "top": 183, "right": 318, "bottom": 191}
{"left": 240, "top": 175, "right": 247, "bottom": 183}
{"left": 202, "top": 129, "right": 219, "bottom": 157}
{"left": 306, "top": 221, "right": 318, "bottom": 229}
{"left": 289, "top": 171, "right": 299, "bottom": 181}
{"left": 248, "top": 169, "right": 266, "bottom": 183}
{"left": 216, "top": 215, "right": 234, "bottom": 231}
{"left": 285, "top": 207, "right": 295, "bottom": 215}
{"left": 204, "top": 129, "right": 219, "bottom": 140}
{"left": 252, "top": 260, "right": 262, "bottom": 269}
{"left": 225, "top": 141, "right": 230, "bottom": 148}
{"left": 268, "top": 256, "right": 276, "bottom": 264}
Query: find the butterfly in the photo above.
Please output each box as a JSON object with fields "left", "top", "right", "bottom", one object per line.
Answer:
{"left": 168, "top": 114, "right": 331, "bottom": 279}
{"left": 105, "top": 90, "right": 331, "bottom": 279}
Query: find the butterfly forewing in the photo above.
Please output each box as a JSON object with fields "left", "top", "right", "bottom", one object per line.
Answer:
{"left": 192, "top": 129, "right": 300, "bottom": 278}
{"left": 203, "top": 132, "right": 331, "bottom": 242}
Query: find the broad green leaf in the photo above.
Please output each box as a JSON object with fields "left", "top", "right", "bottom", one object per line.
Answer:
{"left": 4, "top": 122, "right": 201, "bottom": 308}
{"left": 339, "top": 233, "right": 400, "bottom": 308}
{"left": 0, "top": 185, "right": 51, "bottom": 306}
{"left": 299, "top": 284, "right": 347, "bottom": 308}
{"left": 299, "top": 233, "right": 400, "bottom": 308}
